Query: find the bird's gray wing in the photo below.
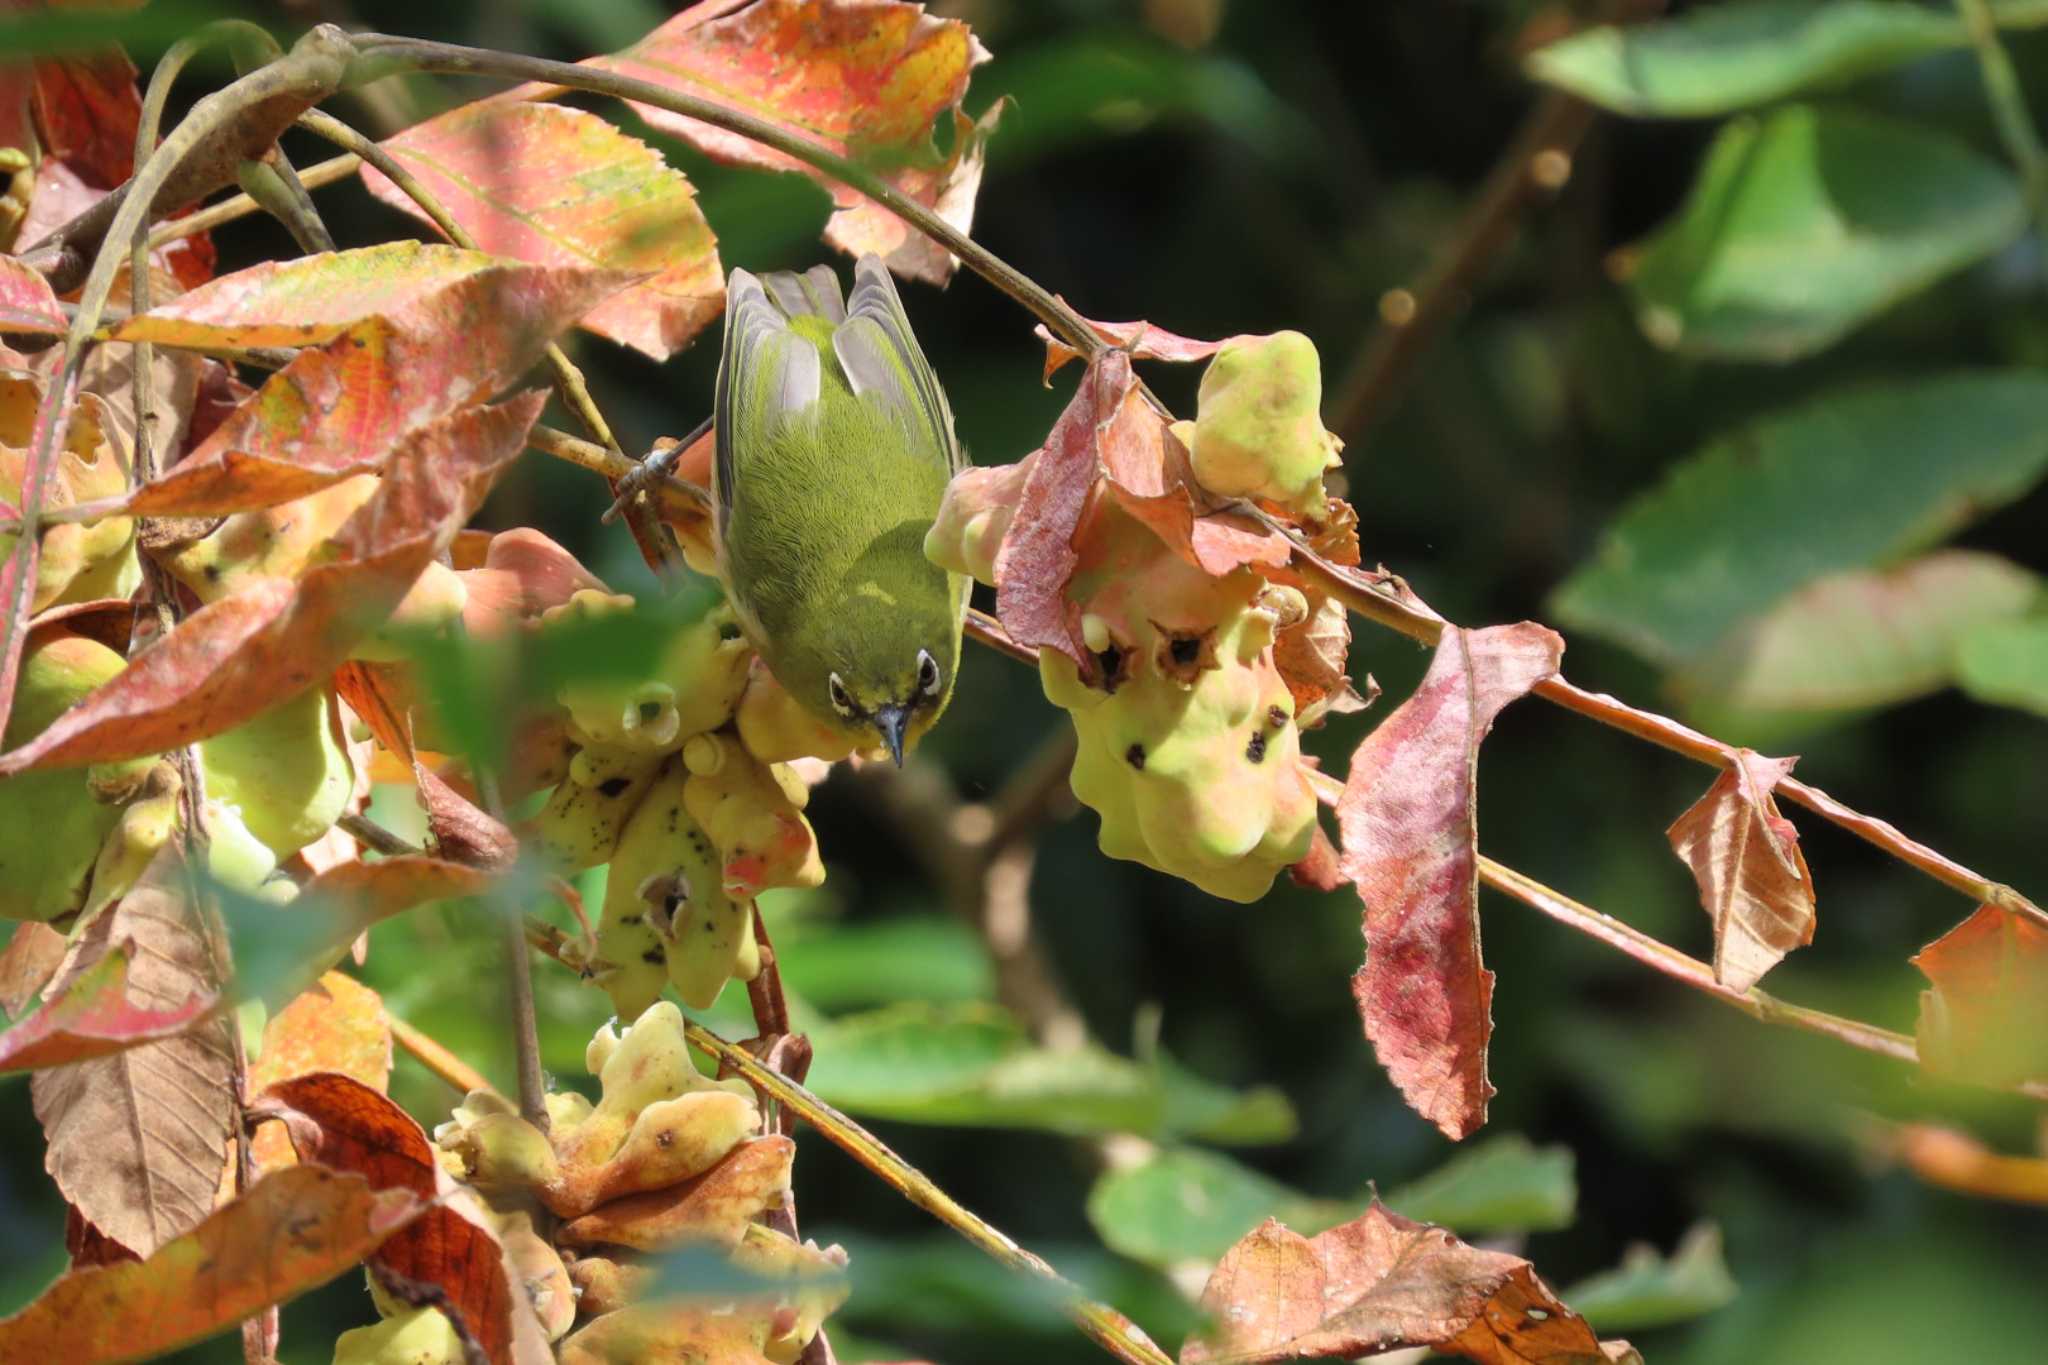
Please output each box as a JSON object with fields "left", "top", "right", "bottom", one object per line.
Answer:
{"left": 832, "top": 254, "right": 961, "bottom": 474}
{"left": 714, "top": 267, "right": 823, "bottom": 538}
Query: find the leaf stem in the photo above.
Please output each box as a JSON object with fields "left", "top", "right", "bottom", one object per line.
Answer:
{"left": 1957, "top": 0, "right": 2048, "bottom": 207}
{"left": 389, "top": 1013, "right": 496, "bottom": 1097}
{"left": 681, "top": 1020, "right": 1174, "bottom": 1365}
{"left": 342, "top": 34, "right": 1104, "bottom": 360}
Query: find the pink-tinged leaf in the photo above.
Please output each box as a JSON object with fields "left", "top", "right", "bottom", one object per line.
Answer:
{"left": 17, "top": 160, "right": 215, "bottom": 293}
{"left": 266, "top": 1072, "right": 545, "bottom": 1365}
{"left": 0, "top": 360, "right": 78, "bottom": 743}
{"left": 1666, "top": 749, "right": 1816, "bottom": 991}
{"left": 30, "top": 44, "right": 140, "bottom": 190}
{"left": 0, "top": 257, "right": 65, "bottom": 335}
{"left": 120, "top": 251, "right": 624, "bottom": 518}
{"left": 1182, "top": 1204, "right": 1639, "bottom": 1365}
{"left": 1912, "top": 904, "right": 2048, "bottom": 1088}
{"left": 109, "top": 241, "right": 639, "bottom": 352}
{"left": 364, "top": 101, "right": 724, "bottom": 361}
{"left": 824, "top": 100, "right": 1003, "bottom": 285}
{"left": 0, "top": 947, "right": 212, "bottom": 1074}
{"left": 1338, "top": 623, "right": 1563, "bottom": 1140}
{"left": 554, "top": 0, "right": 991, "bottom": 283}
{"left": 1036, "top": 314, "right": 1231, "bottom": 383}
{"left": 994, "top": 350, "right": 1133, "bottom": 664}
{"left": 0, "top": 392, "right": 544, "bottom": 773}
{"left": 0, "top": 1166, "right": 425, "bottom": 1365}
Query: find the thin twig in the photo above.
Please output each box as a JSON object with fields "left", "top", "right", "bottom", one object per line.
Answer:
{"left": 1957, "top": 0, "right": 2048, "bottom": 206}
{"left": 682, "top": 1020, "right": 1174, "bottom": 1365}
{"left": 146, "top": 152, "right": 361, "bottom": 248}
{"left": 338, "top": 810, "right": 422, "bottom": 857}
{"left": 1327, "top": 89, "right": 1595, "bottom": 444}
{"left": 390, "top": 1014, "right": 496, "bottom": 1096}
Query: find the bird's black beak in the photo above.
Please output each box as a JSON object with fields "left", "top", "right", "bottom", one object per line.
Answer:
{"left": 875, "top": 702, "right": 910, "bottom": 768}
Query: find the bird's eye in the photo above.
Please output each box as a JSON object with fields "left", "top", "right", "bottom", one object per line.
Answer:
{"left": 916, "top": 649, "right": 942, "bottom": 697}
{"left": 827, "top": 673, "right": 855, "bottom": 718}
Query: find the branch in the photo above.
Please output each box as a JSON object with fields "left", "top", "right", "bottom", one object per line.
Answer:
{"left": 390, "top": 1014, "right": 497, "bottom": 1097}
{"left": 682, "top": 1020, "right": 1174, "bottom": 1365}
{"left": 1957, "top": 0, "right": 2048, "bottom": 208}
{"left": 342, "top": 34, "right": 1104, "bottom": 360}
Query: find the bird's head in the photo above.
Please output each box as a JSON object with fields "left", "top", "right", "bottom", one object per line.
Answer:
{"left": 789, "top": 596, "right": 960, "bottom": 765}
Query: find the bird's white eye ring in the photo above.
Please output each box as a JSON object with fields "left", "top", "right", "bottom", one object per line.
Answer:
{"left": 827, "top": 673, "right": 855, "bottom": 718}
{"left": 916, "top": 649, "right": 942, "bottom": 697}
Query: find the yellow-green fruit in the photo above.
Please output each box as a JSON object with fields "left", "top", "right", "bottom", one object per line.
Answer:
{"left": 200, "top": 686, "right": 355, "bottom": 859}
{"left": 734, "top": 661, "right": 858, "bottom": 765}
{"left": 162, "top": 475, "right": 379, "bottom": 603}
{"left": 680, "top": 734, "right": 824, "bottom": 901}
{"left": 0, "top": 633, "right": 136, "bottom": 922}
{"left": 350, "top": 560, "right": 469, "bottom": 663}
{"left": 331, "top": 1305, "right": 464, "bottom": 1365}
{"left": 526, "top": 748, "right": 665, "bottom": 873}
{"left": 1190, "top": 330, "right": 1342, "bottom": 517}
{"left": 202, "top": 799, "right": 282, "bottom": 894}
{"left": 78, "top": 762, "right": 183, "bottom": 924}
{"left": 730, "top": 1225, "right": 851, "bottom": 1365}
{"left": 592, "top": 755, "right": 693, "bottom": 1020}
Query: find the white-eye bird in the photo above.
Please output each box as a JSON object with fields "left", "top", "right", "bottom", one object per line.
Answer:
{"left": 713, "top": 255, "right": 968, "bottom": 765}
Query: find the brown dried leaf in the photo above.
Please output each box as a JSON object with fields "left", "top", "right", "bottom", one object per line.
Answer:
{"left": 1338, "top": 623, "right": 1562, "bottom": 1140}
{"left": 1034, "top": 313, "right": 1230, "bottom": 383}
{"left": 365, "top": 101, "right": 723, "bottom": 361}
{"left": 267, "top": 1071, "right": 544, "bottom": 1365}
{"left": 0, "top": 920, "right": 67, "bottom": 1019}
{"left": 247, "top": 972, "right": 393, "bottom": 1174}
{"left": 0, "top": 1166, "right": 425, "bottom": 1365}
{"left": 1912, "top": 904, "right": 2048, "bottom": 1088}
{"left": 1666, "top": 749, "right": 1815, "bottom": 991}
{"left": 417, "top": 760, "right": 518, "bottom": 868}
{"left": 0, "top": 944, "right": 214, "bottom": 1073}
{"left": 1273, "top": 592, "right": 1368, "bottom": 725}
{"left": 31, "top": 846, "right": 236, "bottom": 1256}
{"left": 1183, "top": 1204, "right": 1638, "bottom": 1365}
{"left": 0, "top": 391, "right": 544, "bottom": 772}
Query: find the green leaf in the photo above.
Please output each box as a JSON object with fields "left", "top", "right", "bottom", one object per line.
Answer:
{"left": 1550, "top": 372, "right": 2048, "bottom": 663}
{"left": 1566, "top": 1223, "right": 1740, "bottom": 1331}
{"left": 1527, "top": 1, "right": 1965, "bottom": 118}
{"left": 1628, "top": 106, "right": 2024, "bottom": 360}
{"left": 1157, "top": 1055, "right": 1298, "bottom": 1146}
{"left": 1956, "top": 615, "right": 2048, "bottom": 717}
{"left": 1674, "top": 551, "right": 2044, "bottom": 714}
{"left": 1380, "top": 1134, "right": 1577, "bottom": 1234}
{"left": 771, "top": 914, "right": 994, "bottom": 1009}
{"left": 803, "top": 1002, "right": 1295, "bottom": 1140}
{"left": 1086, "top": 1147, "right": 1348, "bottom": 1270}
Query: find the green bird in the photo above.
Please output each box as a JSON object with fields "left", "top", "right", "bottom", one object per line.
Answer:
{"left": 713, "top": 255, "right": 967, "bottom": 766}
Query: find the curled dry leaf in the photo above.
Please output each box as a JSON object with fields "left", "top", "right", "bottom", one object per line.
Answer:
{"left": 364, "top": 101, "right": 723, "bottom": 361}
{"left": 1339, "top": 623, "right": 1563, "bottom": 1140}
{"left": 266, "top": 1071, "right": 547, "bottom": 1365}
{"left": 555, "top": 0, "right": 993, "bottom": 283}
{"left": 246, "top": 972, "right": 393, "bottom": 1174}
{"left": 0, "top": 1165, "right": 424, "bottom": 1365}
{"left": 32, "top": 844, "right": 236, "bottom": 1257}
{"left": 1912, "top": 904, "right": 2048, "bottom": 1088}
{"left": 1034, "top": 312, "right": 1231, "bottom": 383}
{"left": 0, "top": 945, "right": 213, "bottom": 1074}
{"left": 0, "top": 390, "right": 545, "bottom": 772}
{"left": 1666, "top": 749, "right": 1815, "bottom": 991}
{"left": 1183, "top": 1204, "right": 1638, "bottom": 1365}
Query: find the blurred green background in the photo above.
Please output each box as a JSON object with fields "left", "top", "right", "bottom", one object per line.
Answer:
{"left": 6, "top": 0, "right": 2048, "bottom": 1361}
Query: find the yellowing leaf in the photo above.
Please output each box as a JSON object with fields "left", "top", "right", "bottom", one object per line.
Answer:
{"left": 247, "top": 972, "right": 393, "bottom": 1173}
{"left": 364, "top": 101, "right": 723, "bottom": 361}
{"left": 1666, "top": 749, "right": 1816, "bottom": 991}
{"left": 1912, "top": 904, "right": 2048, "bottom": 1087}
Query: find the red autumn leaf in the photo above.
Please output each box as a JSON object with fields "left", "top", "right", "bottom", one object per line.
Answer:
{"left": 115, "top": 249, "right": 629, "bottom": 518}
{"left": 1912, "top": 904, "right": 2048, "bottom": 1088}
{"left": 0, "top": 256, "right": 65, "bottom": 335}
{"left": 265, "top": 1072, "right": 541, "bottom": 1365}
{"left": 555, "top": 0, "right": 993, "bottom": 284}
{"left": 109, "top": 241, "right": 637, "bottom": 352}
{"left": 1035, "top": 313, "right": 1232, "bottom": 383}
{"left": 1183, "top": 1204, "right": 1638, "bottom": 1365}
{"left": 0, "top": 946, "right": 213, "bottom": 1074}
{"left": 1289, "top": 822, "right": 1346, "bottom": 893}
{"left": 0, "top": 920, "right": 67, "bottom": 1019}
{"left": 1338, "top": 623, "right": 1563, "bottom": 1140}
{"left": 0, "top": 391, "right": 544, "bottom": 772}
{"left": 364, "top": 101, "right": 724, "bottom": 361}
{"left": 30, "top": 45, "right": 139, "bottom": 189}
{"left": 247, "top": 972, "right": 393, "bottom": 1174}
{"left": 0, "top": 1165, "right": 425, "bottom": 1365}
{"left": 1666, "top": 749, "right": 1816, "bottom": 991}
{"left": 301, "top": 854, "right": 497, "bottom": 920}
